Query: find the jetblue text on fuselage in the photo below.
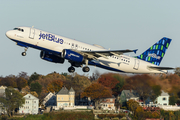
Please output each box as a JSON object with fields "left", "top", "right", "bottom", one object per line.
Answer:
{"left": 39, "top": 32, "right": 63, "bottom": 44}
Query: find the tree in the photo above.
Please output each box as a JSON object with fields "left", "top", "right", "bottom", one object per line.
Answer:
{"left": 89, "top": 70, "right": 100, "bottom": 81}
{"left": 16, "top": 77, "right": 27, "bottom": 91}
{"left": 174, "top": 67, "right": 180, "bottom": 77}
{"left": 81, "top": 83, "right": 112, "bottom": 109}
{"left": 150, "top": 85, "right": 162, "bottom": 102}
{"left": 64, "top": 73, "right": 91, "bottom": 96}
{"left": 125, "top": 74, "right": 153, "bottom": 103}
{"left": 0, "top": 75, "right": 17, "bottom": 88}
{"left": 28, "top": 72, "right": 40, "bottom": 85}
{"left": 98, "top": 73, "right": 119, "bottom": 90}
{"left": 169, "top": 95, "right": 177, "bottom": 105}
{"left": 47, "top": 79, "right": 63, "bottom": 93}
{"left": 0, "top": 87, "right": 25, "bottom": 117}
{"left": 113, "top": 74, "right": 125, "bottom": 95}
{"left": 17, "top": 71, "right": 29, "bottom": 80}
{"left": 30, "top": 82, "right": 42, "bottom": 96}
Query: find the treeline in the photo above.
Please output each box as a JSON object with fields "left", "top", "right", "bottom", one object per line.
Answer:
{"left": 1, "top": 68, "right": 180, "bottom": 105}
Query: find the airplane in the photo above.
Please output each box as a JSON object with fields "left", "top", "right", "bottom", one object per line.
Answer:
{"left": 6, "top": 27, "right": 174, "bottom": 74}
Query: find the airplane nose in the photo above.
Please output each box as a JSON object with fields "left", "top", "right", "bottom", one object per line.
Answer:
{"left": 6, "top": 31, "right": 12, "bottom": 39}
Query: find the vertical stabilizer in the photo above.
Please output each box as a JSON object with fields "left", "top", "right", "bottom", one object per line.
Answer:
{"left": 135, "top": 37, "right": 172, "bottom": 66}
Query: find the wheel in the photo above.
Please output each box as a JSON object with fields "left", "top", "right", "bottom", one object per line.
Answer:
{"left": 22, "top": 52, "right": 26, "bottom": 56}
{"left": 68, "top": 67, "right": 75, "bottom": 73}
{"left": 83, "top": 66, "right": 90, "bottom": 72}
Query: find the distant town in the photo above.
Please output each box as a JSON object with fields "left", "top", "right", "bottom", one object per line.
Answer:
{"left": 0, "top": 69, "right": 180, "bottom": 119}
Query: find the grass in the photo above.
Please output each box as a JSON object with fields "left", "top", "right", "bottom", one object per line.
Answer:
{"left": 1, "top": 111, "right": 94, "bottom": 120}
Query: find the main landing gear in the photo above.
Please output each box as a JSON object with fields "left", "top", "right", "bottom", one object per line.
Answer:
{"left": 68, "top": 66, "right": 75, "bottom": 73}
{"left": 22, "top": 47, "right": 28, "bottom": 56}
{"left": 68, "top": 59, "right": 90, "bottom": 73}
{"left": 68, "top": 66, "right": 90, "bottom": 73}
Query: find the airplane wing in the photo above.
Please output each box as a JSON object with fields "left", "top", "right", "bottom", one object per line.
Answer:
{"left": 73, "top": 49, "right": 138, "bottom": 59}
{"left": 148, "top": 66, "right": 174, "bottom": 70}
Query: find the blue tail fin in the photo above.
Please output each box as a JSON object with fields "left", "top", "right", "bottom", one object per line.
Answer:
{"left": 135, "top": 37, "right": 172, "bottom": 66}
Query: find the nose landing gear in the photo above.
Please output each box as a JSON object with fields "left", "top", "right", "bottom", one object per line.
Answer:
{"left": 22, "top": 47, "right": 28, "bottom": 56}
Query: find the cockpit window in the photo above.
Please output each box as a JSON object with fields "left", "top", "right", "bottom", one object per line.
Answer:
{"left": 13, "top": 28, "right": 24, "bottom": 32}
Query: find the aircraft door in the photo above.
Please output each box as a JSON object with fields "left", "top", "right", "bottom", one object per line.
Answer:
{"left": 133, "top": 59, "right": 140, "bottom": 70}
{"left": 29, "top": 28, "right": 35, "bottom": 39}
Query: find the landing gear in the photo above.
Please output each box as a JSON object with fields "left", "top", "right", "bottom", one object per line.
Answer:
{"left": 22, "top": 52, "right": 26, "bottom": 56}
{"left": 22, "top": 47, "right": 28, "bottom": 56}
{"left": 82, "top": 59, "right": 90, "bottom": 72}
{"left": 68, "top": 66, "right": 75, "bottom": 73}
{"left": 82, "top": 66, "right": 90, "bottom": 72}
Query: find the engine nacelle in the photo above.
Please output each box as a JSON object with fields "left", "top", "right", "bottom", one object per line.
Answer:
{"left": 62, "top": 49, "right": 84, "bottom": 63}
{"left": 40, "top": 51, "right": 64, "bottom": 63}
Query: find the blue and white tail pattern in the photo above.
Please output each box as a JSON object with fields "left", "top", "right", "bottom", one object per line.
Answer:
{"left": 135, "top": 37, "right": 172, "bottom": 66}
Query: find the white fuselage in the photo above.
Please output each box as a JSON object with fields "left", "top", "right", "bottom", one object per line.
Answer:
{"left": 6, "top": 27, "right": 167, "bottom": 74}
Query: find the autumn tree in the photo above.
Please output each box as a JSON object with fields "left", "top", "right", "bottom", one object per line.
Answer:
{"left": 127, "top": 99, "right": 140, "bottom": 116}
{"left": 98, "top": 73, "right": 119, "bottom": 89}
{"left": 81, "top": 83, "right": 112, "bottom": 109}
{"left": 47, "top": 79, "right": 63, "bottom": 93}
{"left": 64, "top": 73, "right": 91, "bottom": 96}
{"left": 16, "top": 77, "right": 27, "bottom": 91}
{"left": 0, "top": 87, "right": 25, "bottom": 117}
{"left": 0, "top": 75, "right": 17, "bottom": 88}
{"left": 17, "top": 71, "right": 29, "bottom": 80}
{"left": 125, "top": 74, "right": 154, "bottom": 103}
{"left": 174, "top": 67, "right": 180, "bottom": 77}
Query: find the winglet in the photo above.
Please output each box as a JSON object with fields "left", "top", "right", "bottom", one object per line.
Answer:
{"left": 133, "top": 49, "right": 138, "bottom": 54}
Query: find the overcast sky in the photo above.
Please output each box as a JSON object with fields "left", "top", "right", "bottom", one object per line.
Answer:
{"left": 0, "top": 1, "right": 179, "bottom": 77}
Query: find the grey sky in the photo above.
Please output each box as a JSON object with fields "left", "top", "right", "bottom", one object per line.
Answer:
{"left": 0, "top": 1, "right": 179, "bottom": 76}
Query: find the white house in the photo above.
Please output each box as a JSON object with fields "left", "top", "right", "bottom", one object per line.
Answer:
{"left": 154, "top": 90, "right": 169, "bottom": 105}
{"left": 19, "top": 94, "right": 39, "bottom": 114}
{"left": 42, "top": 92, "right": 56, "bottom": 107}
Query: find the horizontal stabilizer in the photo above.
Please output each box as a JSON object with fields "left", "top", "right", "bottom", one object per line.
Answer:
{"left": 148, "top": 66, "right": 174, "bottom": 70}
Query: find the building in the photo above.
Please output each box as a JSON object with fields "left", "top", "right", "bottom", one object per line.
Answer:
{"left": 56, "top": 86, "right": 75, "bottom": 108}
{"left": 99, "top": 96, "right": 116, "bottom": 110}
{"left": 75, "top": 94, "right": 92, "bottom": 105}
{"left": 119, "top": 90, "right": 139, "bottom": 106}
{"left": 42, "top": 92, "right": 56, "bottom": 107}
{"left": 19, "top": 94, "right": 39, "bottom": 114}
{"left": 154, "top": 90, "right": 169, "bottom": 105}
{"left": 0, "top": 86, "right": 7, "bottom": 114}
{"left": 0, "top": 86, "right": 7, "bottom": 97}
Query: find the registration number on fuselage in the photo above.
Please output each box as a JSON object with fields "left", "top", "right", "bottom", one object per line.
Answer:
{"left": 39, "top": 32, "right": 63, "bottom": 44}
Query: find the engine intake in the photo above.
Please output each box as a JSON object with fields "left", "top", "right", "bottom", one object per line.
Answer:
{"left": 62, "top": 49, "right": 84, "bottom": 63}
{"left": 40, "top": 51, "right": 64, "bottom": 63}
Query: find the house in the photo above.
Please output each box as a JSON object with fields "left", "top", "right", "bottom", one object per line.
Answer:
{"left": 42, "top": 92, "right": 56, "bottom": 107}
{"left": 154, "top": 90, "right": 169, "bottom": 105}
{"left": 0, "top": 86, "right": 7, "bottom": 114}
{"left": 119, "top": 90, "right": 139, "bottom": 106}
{"left": 99, "top": 96, "right": 116, "bottom": 110}
{"left": 0, "top": 86, "right": 7, "bottom": 97}
{"left": 19, "top": 94, "right": 39, "bottom": 114}
{"left": 75, "top": 94, "right": 92, "bottom": 105}
{"left": 56, "top": 86, "right": 75, "bottom": 108}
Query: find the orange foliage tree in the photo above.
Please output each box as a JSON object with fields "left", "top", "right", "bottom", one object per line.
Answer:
{"left": 47, "top": 79, "right": 63, "bottom": 93}
{"left": 81, "top": 82, "right": 112, "bottom": 108}
{"left": 98, "top": 73, "right": 119, "bottom": 89}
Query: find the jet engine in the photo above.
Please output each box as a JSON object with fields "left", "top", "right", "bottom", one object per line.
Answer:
{"left": 40, "top": 51, "right": 64, "bottom": 63}
{"left": 61, "top": 49, "right": 84, "bottom": 63}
